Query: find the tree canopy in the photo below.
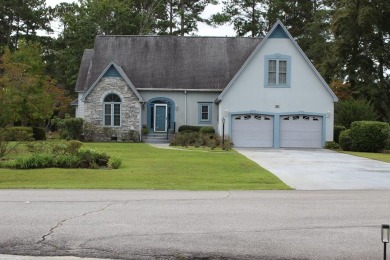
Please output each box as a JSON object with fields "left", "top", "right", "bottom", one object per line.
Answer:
{"left": 0, "top": 41, "right": 69, "bottom": 126}
{"left": 0, "top": 0, "right": 389, "bottom": 124}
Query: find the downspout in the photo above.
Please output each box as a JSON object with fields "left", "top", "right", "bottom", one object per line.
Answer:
{"left": 184, "top": 90, "right": 187, "bottom": 125}
{"left": 139, "top": 102, "right": 144, "bottom": 142}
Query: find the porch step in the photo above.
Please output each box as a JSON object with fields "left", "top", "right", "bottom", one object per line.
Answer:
{"left": 143, "top": 133, "right": 173, "bottom": 144}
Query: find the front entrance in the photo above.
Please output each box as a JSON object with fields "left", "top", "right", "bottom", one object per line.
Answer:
{"left": 147, "top": 97, "right": 175, "bottom": 133}
{"left": 154, "top": 104, "right": 167, "bottom": 132}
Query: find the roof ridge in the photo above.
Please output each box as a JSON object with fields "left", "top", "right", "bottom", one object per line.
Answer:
{"left": 95, "top": 35, "right": 263, "bottom": 39}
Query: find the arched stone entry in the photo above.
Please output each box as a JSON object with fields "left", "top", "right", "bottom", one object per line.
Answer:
{"left": 147, "top": 97, "right": 175, "bottom": 133}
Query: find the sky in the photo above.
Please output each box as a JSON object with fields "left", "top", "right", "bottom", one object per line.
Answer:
{"left": 45, "top": 0, "right": 236, "bottom": 36}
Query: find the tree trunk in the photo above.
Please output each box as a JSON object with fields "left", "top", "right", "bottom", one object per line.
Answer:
{"left": 180, "top": 0, "right": 185, "bottom": 36}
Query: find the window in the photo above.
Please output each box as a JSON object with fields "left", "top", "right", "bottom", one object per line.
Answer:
{"left": 198, "top": 102, "right": 212, "bottom": 124}
{"left": 265, "top": 54, "right": 291, "bottom": 87}
{"left": 103, "top": 93, "right": 121, "bottom": 126}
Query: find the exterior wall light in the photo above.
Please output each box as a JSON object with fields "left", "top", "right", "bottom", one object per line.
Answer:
{"left": 382, "top": 224, "right": 389, "bottom": 260}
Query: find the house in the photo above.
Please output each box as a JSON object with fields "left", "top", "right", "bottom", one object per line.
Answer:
{"left": 74, "top": 20, "right": 338, "bottom": 148}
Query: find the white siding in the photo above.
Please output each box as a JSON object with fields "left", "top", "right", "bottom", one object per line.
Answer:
{"left": 219, "top": 38, "right": 335, "bottom": 143}
{"left": 76, "top": 92, "right": 85, "bottom": 119}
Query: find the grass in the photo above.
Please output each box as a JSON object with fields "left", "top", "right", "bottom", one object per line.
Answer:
{"left": 0, "top": 142, "right": 291, "bottom": 190}
{"left": 340, "top": 150, "right": 390, "bottom": 163}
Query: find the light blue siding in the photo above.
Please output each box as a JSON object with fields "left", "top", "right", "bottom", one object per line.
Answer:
{"left": 103, "top": 65, "right": 121, "bottom": 78}
{"left": 269, "top": 25, "right": 289, "bottom": 39}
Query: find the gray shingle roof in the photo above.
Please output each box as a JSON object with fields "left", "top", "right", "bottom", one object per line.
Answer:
{"left": 75, "top": 36, "right": 262, "bottom": 92}
{"left": 75, "top": 49, "right": 94, "bottom": 92}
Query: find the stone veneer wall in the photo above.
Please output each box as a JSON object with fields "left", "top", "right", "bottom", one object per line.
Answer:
{"left": 84, "top": 77, "right": 141, "bottom": 141}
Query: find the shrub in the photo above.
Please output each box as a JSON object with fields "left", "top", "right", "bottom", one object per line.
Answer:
{"left": 199, "top": 126, "right": 215, "bottom": 134}
{"left": 109, "top": 157, "right": 122, "bottom": 169}
{"left": 170, "top": 132, "right": 232, "bottom": 150}
{"left": 339, "top": 129, "right": 352, "bottom": 151}
{"left": 141, "top": 125, "right": 149, "bottom": 136}
{"left": 1, "top": 127, "right": 33, "bottom": 159}
{"left": 385, "top": 138, "right": 390, "bottom": 150}
{"left": 122, "top": 130, "right": 140, "bottom": 142}
{"left": 3, "top": 127, "right": 33, "bottom": 141}
{"left": 53, "top": 115, "right": 83, "bottom": 140}
{"left": 221, "top": 136, "right": 233, "bottom": 151}
{"left": 333, "top": 125, "right": 346, "bottom": 144}
{"left": 83, "top": 122, "right": 99, "bottom": 142}
{"left": 32, "top": 127, "right": 46, "bottom": 140}
{"left": 171, "top": 132, "right": 201, "bottom": 147}
{"left": 335, "top": 99, "right": 378, "bottom": 128}
{"left": 205, "top": 135, "right": 218, "bottom": 149}
{"left": 325, "top": 141, "right": 340, "bottom": 150}
{"left": 178, "top": 125, "right": 202, "bottom": 133}
{"left": 77, "top": 149, "right": 110, "bottom": 168}
{"left": 102, "top": 127, "right": 116, "bottom": 140}
{"left": 26, "top": 142, "right": 50, "bottom": 153}
{"left": 55, "top": 154, "right": 79, "bottom": 168}
{"left": 66, "top": 140, "right": 83, "bottom": 154}
{"left": 349, "top": 121, "right": 390, "bottom": 152}
{"left": 10, "top": 141, "right": 111, "bottom": 169}
{"left": 14, "top": 154, "right": 55, "bottom": 169}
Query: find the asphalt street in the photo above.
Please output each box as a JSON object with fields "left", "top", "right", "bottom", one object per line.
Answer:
{"left": 1, "top": 190, "right": 390, "bottom": 259}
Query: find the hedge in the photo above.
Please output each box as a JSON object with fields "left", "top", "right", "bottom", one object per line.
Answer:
{"left": 339, "top": 129, "right": 352, "bottom": 151}
{"left": 178, "top": 125, "right": 202, "bottom": 133}
{"left": 333, "top": 125, "right": 346, "bottom": 144}
{"left": 349, "top": 121, "right": 390, "bottom": 152}
{"left": 1, "top": 127, "right": 33, "bottom": 141}
{"left": 199, "top": 126, "right": 215, "bottom": 134}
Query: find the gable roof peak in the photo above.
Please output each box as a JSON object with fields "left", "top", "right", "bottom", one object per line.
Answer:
{"left": 216, "top": 20, "right": 338, "bottom": 102}
{"left": 81, "top": 61, "right": 144, "bottom": 102}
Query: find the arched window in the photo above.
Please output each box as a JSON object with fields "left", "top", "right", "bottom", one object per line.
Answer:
{"left": 103, "top": 94, "right": 121, "bottom": 126}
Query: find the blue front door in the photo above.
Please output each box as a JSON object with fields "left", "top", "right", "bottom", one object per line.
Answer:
{"left": 154, "top": 104, "right": 167, "bottom": 132}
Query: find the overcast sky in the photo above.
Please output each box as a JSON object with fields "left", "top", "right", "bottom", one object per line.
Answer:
{"left": 45, "top": 0, "right": 235, "bottom": 36}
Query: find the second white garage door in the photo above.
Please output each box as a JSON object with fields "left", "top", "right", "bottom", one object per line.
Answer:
{"left": 231, "top": 114, "right": 273, "bottom": 147}
{"left": 280, "top": 115, "right": 323, "bottom": 148}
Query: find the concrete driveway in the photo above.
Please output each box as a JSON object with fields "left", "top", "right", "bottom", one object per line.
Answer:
{"left": 236, "top": 148, "right": 390, "bottom": 190}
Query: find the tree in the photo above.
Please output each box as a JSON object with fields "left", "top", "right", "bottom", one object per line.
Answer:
{"left": 211, "top": 0, "right": 267, "bottom": 37}
{"left": 335, "top": 99, "right": 379, "bottom": 128}
{"left": 265, "top": 0, "right": 335, "bottom": 80}
{"left": 165, "top": 0, "right": 217, "bottom": 36}
{"left": 331, "top": 0, "right": 390, "bottom": 121}
{"left": 0, "top": 0, "right": 51, "bottom": 50}
{"left": 0, "top": 41, "right": 70, "bottom": 126}
{"left": 50, "top": 0, "right": 170, "bottom": 93}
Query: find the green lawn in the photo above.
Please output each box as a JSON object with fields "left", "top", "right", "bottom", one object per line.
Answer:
{"left": 0, "top": 142, "right": 291, "bottom": 190}
{"left": 340, "top": 151, "right": 390, "bottom": 163}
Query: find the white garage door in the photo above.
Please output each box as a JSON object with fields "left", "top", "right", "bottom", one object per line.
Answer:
{"left": 280, "top": 115, "right": 322, "bottom": 148}
{"left": 231, "top": 114, "right": 273, "bottom": 147}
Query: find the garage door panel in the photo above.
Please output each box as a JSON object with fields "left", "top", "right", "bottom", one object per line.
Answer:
{"left": 232, "top": 114, "right": 273, "bottom": 148}
{"left": 280, "top": 115, "right": 322, "bottom": 148}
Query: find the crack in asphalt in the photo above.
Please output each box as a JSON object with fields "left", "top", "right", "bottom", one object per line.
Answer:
{"left": 35, "top": 192, "right": 233, "bottom": 248}
{"left": 37, "top": 202, "right": 124, "bottom": 245}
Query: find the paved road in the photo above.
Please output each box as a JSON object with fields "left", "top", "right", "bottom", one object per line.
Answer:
{"left": 1, "top": 190, "right": 390, "bottom": 259}
{"left": 236, "top": 148, "right": 390, "bottom": 190}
